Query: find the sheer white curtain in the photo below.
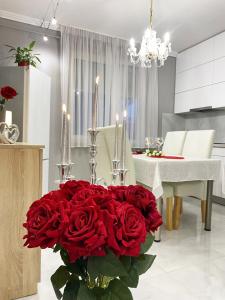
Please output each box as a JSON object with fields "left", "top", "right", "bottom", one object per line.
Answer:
{"left": 60, "top": 25, "right": 158, "bottom": 147}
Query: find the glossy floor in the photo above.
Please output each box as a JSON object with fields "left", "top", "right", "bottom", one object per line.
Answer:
{"left": 19, "top": 198, "right": 225, "bottom": 300}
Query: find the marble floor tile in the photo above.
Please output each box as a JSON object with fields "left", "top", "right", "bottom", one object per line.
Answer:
{"left": 19, "top": 199, "right": 225, "bottom": 300}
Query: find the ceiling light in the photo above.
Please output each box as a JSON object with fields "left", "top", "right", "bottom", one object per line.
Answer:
{"left": 51, "top": 17, "right": 57, "bottom": 25}
{"left": 128, "top": 0, "right": 172, "bottom": 68}
{"left": 43, "top": 35, "right": 48, "bottom": 42}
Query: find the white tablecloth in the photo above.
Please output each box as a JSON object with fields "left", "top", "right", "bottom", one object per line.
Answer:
{"left": 133, "top": 154, "right": 221, "bottom": 199}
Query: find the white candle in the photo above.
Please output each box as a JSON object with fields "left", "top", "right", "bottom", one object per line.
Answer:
{"left": 61, "top": 104, "right": 67, "bottom": 164}
{"left": 120, "top": 110, "right": 127, "bottom": 169}
{"left": 92, "top": 76, "right": 99, "bottom": 129}
{"left": 114, "top": 113, "right": 119, "bottom": 160}
{"left": 5, "top": 110, "right": 12, "bottom": 126}
{"left": 67, "top": 113, "right": 71, "bottom": 164}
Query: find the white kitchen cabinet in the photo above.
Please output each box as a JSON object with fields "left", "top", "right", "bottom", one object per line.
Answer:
{"left": 0, "top": 66, "right": 51, "bottom": 194}
{"left": 211, "top": 147, "right": 225, "bottom": 199}
{"left": 175, "top": 85, "right": 213, "bottom": 113}
{"left": 176, "top": 38, "right": 214, "bottom": 73}
{"left": 176, "top": 61, "right": 213, "bottom": 93}
{"left": 175, "top": 31, "right": 225, "bottom": 113}
{"left": 214, "top": 31, "right": 225, "bottom": 60}
{"left": 211, "top": 82, "right": 225, "bottom": 109}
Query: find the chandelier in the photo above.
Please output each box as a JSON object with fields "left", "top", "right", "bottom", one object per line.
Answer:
{"left": 128, "top": 0, "right": 172, "bottom": 68}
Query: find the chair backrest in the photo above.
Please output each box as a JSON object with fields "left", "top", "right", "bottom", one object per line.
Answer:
{"left": 162, "top": 131, "right": 187, "bottom": 155}
{"left": 182, "top": 130, "right": 215, "bottom": 159}
{"left": 97, "top": 125, "right": 136, "bottom": 185}
{"left": 95, "top": 129, "right": 112, "bottom": 186}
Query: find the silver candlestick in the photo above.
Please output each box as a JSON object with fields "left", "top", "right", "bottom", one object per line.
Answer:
{"left": 88, "top": 128, "right": 99, "bottom": 184}
{"left": 118, "top": 168, "right": 128, "bottom": 186}
{"left": 57, "top": 162, "right": 75, "bottom": 184}
{"left": 111, "top": 159, "right": 120, "bottom": 185}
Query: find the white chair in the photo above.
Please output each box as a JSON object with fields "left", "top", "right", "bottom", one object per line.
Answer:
{"left": 95, "top": 128, "right": 113, "bottom": 186}
{"left": 162, "top": 131, "right": 187, "bottom": 156}
{"left": 173, "top": 130, "right": 215, "bottom": 229}
{"left": 96, "top": 125, "right": 136, "bottom": 186}
{"left": 162, "top": 131, "right": 187, "bottom": 230}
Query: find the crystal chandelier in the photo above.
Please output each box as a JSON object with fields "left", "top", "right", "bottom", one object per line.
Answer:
{"left": 128, "top": 0, "right": 172, "bottom": 68}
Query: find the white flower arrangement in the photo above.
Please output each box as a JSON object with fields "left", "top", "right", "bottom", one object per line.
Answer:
{"left": 146, "top": 149, "right": 163, "bottom": 157}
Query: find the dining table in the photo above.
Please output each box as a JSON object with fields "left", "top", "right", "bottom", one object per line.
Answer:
{"left": 133, "top": 154, "right": 221, "bottom": 242}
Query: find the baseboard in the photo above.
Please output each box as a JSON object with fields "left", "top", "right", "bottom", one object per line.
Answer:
{"left": 213, "top": 195, "right": 225, "bottom": 206}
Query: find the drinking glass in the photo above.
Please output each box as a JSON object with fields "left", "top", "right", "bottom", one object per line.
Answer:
{"left": 156, "top": 137, "right": 164, "bottom": 151}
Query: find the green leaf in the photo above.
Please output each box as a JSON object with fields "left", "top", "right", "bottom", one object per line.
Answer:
{"left": 29, "top": 40, "right": 36, "bottom": 49}
{"left": 120, "top": 266, "right": 139, "bottom": 288}
{"left": 132, "top": 254, "right": 156, "bottom": 275}
{"left": 102, "top": 279, "right": 133, "bottom": 300}
{"left": 62, "top": 276, "right": 80, "bottom": 300}
{"left": 66, "top": 261, "right": 83, "bottom": 276}
{"left": 140, "top": 233, "right": 155, "bottom": 254}
{"left": 54, "top": 244, "right": 62, "bottom": 253}
{"left": 5, "top": 44, "right": 15, "bottom": 49}
{"left": 36, "top": 56, "right": 41, "bottom": 63}
{"left": 87, "top": 250, "right": 128, "bottom": 279}
{"left": 60, "top": 248, "right": 70, "bottom": 265}
{"left": 51, "top": 266, "right": 71, "bottom": 299}
{"left": 119, "top": 256, "right": 131, "bottom": 272}
{"left": 77, "top": 283, "right": 96, "bottom": 300}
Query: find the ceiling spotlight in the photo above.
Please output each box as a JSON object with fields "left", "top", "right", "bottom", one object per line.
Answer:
{"left": 51, "top": 17, "right": 57, "bottom": 25}
{"left": 43, "top": 35, "right": 48, "bottom": 42}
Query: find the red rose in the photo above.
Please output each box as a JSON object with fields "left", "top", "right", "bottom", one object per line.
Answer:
{"left": 71, "top": 188, "right": 94, "bottom": 204}
{"left": 105, "top": 202, "right": 147, "bottom": 257}
{"left": 108, "top": 186, "right": 127, "bottom": 202}
{"left": 147, "top": 209, "right": 163, "bottom": 232}
{"left": 126, "top": 185, "right": 162, "bottom": 232}
{"left": 1, "top": 86, "right": 17, "bottom": 100}
{"left": 42, "top": 189, "right": 66, "bottom": 201}
{"left": 92, "top": 194, "right": 120, "bottom": 215}
{"left": 126, "top": 185, "right": 156, "bottom": 211}
{"left": 90, "top": 184, "right": 109, "bottom": 195}
{"left": 23, "top": 195, "right": 70, "bottom": 249}
{"left": 60, "top": 199, "right": 107, "bottom": 262}
{"left": 60, "top": 180, "right": 90, "bottom": 200}
{"left": 71, "top": 185, "right": 110, "bottom": 205}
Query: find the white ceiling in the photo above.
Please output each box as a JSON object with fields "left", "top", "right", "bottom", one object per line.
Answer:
{"left": 1, "top": 0, "right": 225, "bottom": 52}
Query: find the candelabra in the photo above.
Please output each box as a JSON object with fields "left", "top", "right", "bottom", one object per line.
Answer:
{"left": 111, "top": 159, "right": 120, "bottom": 185}
{"left": 118, "top": 168, "right": 128, "bottom": 186}
{"left": 57, "top": 162, "right": 75, "bottom": 184}
{"left": 88, "top": 128, "right": 99, "bottom": 184}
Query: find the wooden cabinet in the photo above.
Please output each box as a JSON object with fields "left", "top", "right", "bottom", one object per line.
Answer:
{"left": 0, "top": 66, "right": 51, "bottom": 195}
{"left": 0, "top": 144, "right": 43, "bottom": 300}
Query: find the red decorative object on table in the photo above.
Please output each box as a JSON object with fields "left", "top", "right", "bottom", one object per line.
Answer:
{"left": 23, "top": 180, "right": 162, "bottom": 300}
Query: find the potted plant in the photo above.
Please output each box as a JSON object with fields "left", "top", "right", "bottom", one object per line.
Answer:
{"left": 6, "top": 41, "right": 41, "bottom": 67}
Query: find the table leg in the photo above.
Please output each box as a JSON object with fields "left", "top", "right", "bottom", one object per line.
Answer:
{"left": 155, "top": 197, "right": 163, "bottom": 242}
{"left": 205, "top": 180, "right": 213, "bottom": 231}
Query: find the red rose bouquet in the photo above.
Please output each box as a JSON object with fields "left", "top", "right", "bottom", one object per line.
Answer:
{"left": 0, "top": 86, "right": 17, "bottom": 111}
{"left": 24, "top": 181, "right": 162, "bottom": 300}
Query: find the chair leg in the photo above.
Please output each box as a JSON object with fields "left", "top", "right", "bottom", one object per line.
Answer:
{"left": 166, "top": 197, "right": 173, "bottom": 231}
{"left": 180, "top": 198, "right": 183, "bottom": 215}
{"left": 173, "top": 196, "right": 182, "bottom": 230}
{"left": 201, "top": 200, "right": 206, "bottom": 223}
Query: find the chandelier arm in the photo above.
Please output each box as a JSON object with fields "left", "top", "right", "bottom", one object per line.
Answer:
{"left": 149, "top": 0, "right": 154, "bottom": 28}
